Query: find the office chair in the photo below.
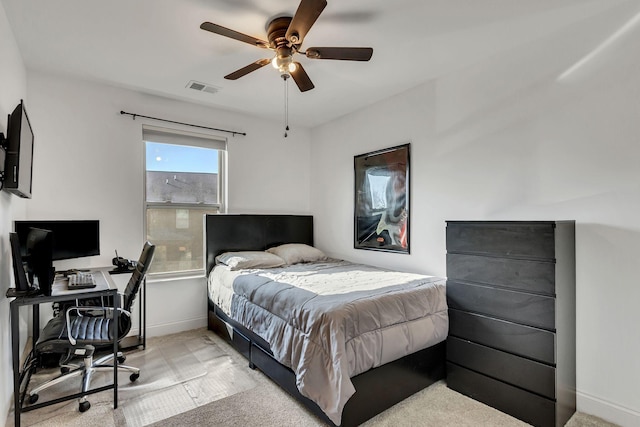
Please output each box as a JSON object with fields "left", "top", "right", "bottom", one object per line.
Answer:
{"left": 27, "top": 241, "right": 155, "bottom": 412}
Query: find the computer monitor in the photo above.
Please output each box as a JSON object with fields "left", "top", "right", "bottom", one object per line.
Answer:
{"left": 9, "top": 232, "right": 32, "bottom": 294}
{"left": 25, "top": 227, "right": 55, "bottom": 296}
{"left": 14, "top": 220, "right": 100, "bottom": 261}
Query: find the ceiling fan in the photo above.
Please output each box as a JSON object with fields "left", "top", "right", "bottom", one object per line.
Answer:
{"left": 200, "top": 0, "right": 373, "bottom": 92}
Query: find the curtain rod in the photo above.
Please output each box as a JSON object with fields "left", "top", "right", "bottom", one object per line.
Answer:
{"left": 120, "top": 110, "right": 246, "bottom": 137}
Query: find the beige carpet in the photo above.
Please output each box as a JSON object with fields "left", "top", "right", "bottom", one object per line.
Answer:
{"left": 6, "top": 329, "right": 619, "bottom": 427}
{"left": 150, "top": 375, "right": 617, "bottom": 427}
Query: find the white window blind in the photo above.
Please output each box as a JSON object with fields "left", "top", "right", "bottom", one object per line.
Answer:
{"left": 142, "top": 125, "right": 227, "bottom": 150}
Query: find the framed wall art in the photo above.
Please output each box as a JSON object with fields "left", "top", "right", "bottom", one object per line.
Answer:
{"left": 354, "top": 143, "right": 410, "bottom": 253}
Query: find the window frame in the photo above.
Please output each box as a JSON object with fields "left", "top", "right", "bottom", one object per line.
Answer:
{"left": 142, "top": 125, "right": 227, "bottom": 278}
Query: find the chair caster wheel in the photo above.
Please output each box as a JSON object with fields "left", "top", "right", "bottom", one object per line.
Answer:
{"left": 79, "top": 400, "right": 91, "bottom": 412}
{"left": 117, "top": 355, "right": 126, "bottom": 364}
{"left": 28, "top": 394, "right": 39, "bottom": 404}
{"left": 130, "top": 373, "right": 140, "bottom": 382}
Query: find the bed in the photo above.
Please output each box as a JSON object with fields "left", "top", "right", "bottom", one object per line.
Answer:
{"left": 205, "top": 214, "right": 447, "bottom": 426}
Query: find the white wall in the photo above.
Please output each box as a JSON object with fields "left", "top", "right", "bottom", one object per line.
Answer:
{"left": 310, "top": 10, "right": 640, "bottom": 427}
{"left": 21, "top": 70, "right": 311, "bottom": 338}
{"left": 0, "top": 2, "right": 29, "bottom": 420}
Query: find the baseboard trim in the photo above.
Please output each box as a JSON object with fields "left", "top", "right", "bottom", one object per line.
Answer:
{"left": 577, "top": 390, "right": 640, "bottom": 427}
{"left": 146, "top": 317, "right": 207, "bottom": 338}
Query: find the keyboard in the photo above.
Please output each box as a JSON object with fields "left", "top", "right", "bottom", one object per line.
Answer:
{"left": 67, "top": 272, "right": 97, "bottom": 289}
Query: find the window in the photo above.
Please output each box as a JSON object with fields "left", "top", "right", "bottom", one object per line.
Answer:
{"left": 143, "top": 125, "right": 226, "bottom": 276}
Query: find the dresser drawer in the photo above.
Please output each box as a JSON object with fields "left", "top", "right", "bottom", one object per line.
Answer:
{"left": 446, "top": 222, "right": 556, "bottom": 260}
{"left": 447, "top": 281, "right": 555, "bottom": 330}
{"left": 447, "top": 363, "right": 556, "bottom": 427}
{"left": 447, "top": 253, "right": 555, "bottom": 296}
{"left": 447, "top": 337, "right": 555, "bottom": 399}
{"left": 448, "top": 309, "right": 555, "bottom": 364}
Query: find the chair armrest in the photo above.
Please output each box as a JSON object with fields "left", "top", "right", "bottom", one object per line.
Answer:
{"left": 66, "top": 292, "right": 125, "bottom": 315}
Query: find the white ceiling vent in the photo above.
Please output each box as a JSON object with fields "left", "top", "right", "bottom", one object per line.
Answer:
{"left": 186, "top": 80, "right": 220, "bottom": 94}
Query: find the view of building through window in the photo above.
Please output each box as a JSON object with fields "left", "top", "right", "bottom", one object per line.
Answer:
{"left": 145, "top": 140, "right": 223, "bottom": 274}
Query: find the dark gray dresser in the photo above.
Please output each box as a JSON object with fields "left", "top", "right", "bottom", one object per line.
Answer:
{"left": 445, "top": 221, "right": 576, "bottom": 427}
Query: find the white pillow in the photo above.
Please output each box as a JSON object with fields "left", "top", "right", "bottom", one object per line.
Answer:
{"left": 216, "top": 251, "right": 285, "bottom": 270}
{"left": 266, "top": 243, "right": 327, "bottom": 265}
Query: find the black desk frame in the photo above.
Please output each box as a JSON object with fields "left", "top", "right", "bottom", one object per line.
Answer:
{"left": 9, "top": 281, "right": 119, "bottom": 427}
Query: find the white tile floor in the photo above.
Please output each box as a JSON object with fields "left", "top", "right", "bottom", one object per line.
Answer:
{"left": 5, "top": 329, "right": 258, "bottom": 427}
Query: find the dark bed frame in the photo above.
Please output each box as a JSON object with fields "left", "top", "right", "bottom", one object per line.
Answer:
{"left": 205, "top": 214, "right": 445, "bottom": 427}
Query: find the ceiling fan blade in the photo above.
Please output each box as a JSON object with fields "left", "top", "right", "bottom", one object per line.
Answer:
{"left": 224, "top": 59, "right": 271, "bottom": 80}
{"left": 200, "top": 22, "right": 269, "bottom": 49}
{"left": 290, "top": 63, "right": 315, "bottom": 92}
{"left": 285, "top": 0, "right": 327, "bottom": 45}
{"left": 305, "top": 47, "right": 373, "bottom": 61}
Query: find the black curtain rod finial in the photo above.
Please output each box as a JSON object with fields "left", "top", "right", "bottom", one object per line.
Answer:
{"left": 120, "top": 110, "right": 136, "bottom": 121}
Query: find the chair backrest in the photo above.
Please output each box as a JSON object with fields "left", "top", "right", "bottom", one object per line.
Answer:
{"left": 122, "top": 242, "right": 155, "bottom": 312}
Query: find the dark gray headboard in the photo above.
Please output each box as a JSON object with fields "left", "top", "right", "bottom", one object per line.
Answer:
{"left": 204, "top": 214, "right": 314, "bottom": 275}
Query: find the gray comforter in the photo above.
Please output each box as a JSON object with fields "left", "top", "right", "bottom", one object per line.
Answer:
{"left": 207, "top": 260, "right": 448, "bottom": 425}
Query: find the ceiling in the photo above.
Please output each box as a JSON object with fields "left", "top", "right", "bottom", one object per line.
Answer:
{"left": 2, "top": 0, "right": 638, "bottom": 128}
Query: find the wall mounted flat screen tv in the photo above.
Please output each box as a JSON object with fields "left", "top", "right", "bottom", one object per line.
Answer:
{"left": 4, "top": 100, "right": 34, "bottom": 198}
{"left": 14, "top": 220, "right": 100, "bottom": 261}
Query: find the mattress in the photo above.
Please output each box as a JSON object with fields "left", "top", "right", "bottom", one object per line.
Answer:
{"left": 207, "top": 259, "right": 448, "bottom": 425}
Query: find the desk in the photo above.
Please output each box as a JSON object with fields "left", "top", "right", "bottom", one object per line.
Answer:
{"left": 9, "top": 268, "right": 119, "bottom": 427}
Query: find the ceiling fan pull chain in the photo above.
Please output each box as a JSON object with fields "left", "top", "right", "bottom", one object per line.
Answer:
{"left": 284, "top": 75, "right": 290, "bottom": 137}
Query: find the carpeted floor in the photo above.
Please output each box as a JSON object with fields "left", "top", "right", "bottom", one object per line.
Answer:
{"left": 6, "top": 328, "right": 620, "bottom": 427}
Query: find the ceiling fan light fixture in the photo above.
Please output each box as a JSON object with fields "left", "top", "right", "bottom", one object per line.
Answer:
{"left": 272, "top": 54, "right": 296, "bottom": 74}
